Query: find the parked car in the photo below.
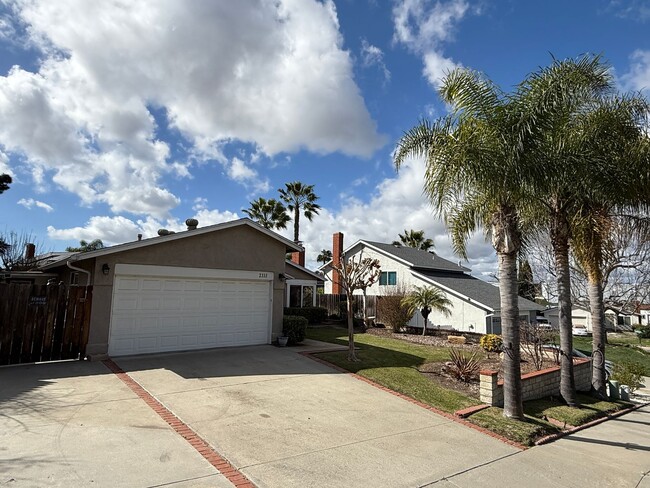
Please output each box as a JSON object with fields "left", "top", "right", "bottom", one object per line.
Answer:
{"left": 541, "top": 344, "right": 613, "bottom": 379}
{"left": 572, "top": 325, "right": 590, "bottom": 336}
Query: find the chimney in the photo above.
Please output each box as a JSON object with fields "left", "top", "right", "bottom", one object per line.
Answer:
{"left": 290, "top": 251, "right": 305, "bottom": 267}
{"left": 332, "top": 232, "right": 343, "bottom": 295}
{"left": 25, "top": 243, "right": 36, "bottom": 260}
{"left": 137, "top": 234, "right": 142, "bottom": 241}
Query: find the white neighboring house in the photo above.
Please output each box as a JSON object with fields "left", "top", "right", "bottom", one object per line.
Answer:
{"left": 320, "top": 238, "right": 543, "bottom": 335}
{"left": 542, "top": 304, "right": 641, "bottom": 332}
{"left": 639, "top": 305, "right": 650, "bottom": 326}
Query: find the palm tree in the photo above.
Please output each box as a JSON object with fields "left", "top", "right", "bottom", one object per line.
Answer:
{"left": 0, "top": 174, "right": 11, "bottom": 194}
{"left": 317, "top": 249, "right": 332, "bottom": 265}
{"left": 279, "top": 182, "right": 321, "bottom": 243}
{"left": 401, "top": 286, "right": 453, "bottom": 336}
{"left": 519, "top": 55, "right": 617, "bottom": 406}
{"left": 66, "top": 239, "right": 104, "bottom": 252}
{"left": 392, "top": 229, "right": 435, "bottom": 250}
{"left": 395, "top": 68, "right": 536, "bottom": 420}
{"left": 243, "top": 198, "right": 290, "bottom": 230}
{"left": 569, "top": 94, "right": 650, "bottom": 398}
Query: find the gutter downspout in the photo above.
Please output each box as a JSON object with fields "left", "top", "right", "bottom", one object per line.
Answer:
{"left": 67, "top": 260, "right": 92, "bottom": 299}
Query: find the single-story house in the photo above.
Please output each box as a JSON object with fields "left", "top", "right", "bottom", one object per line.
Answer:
{"left": 638, "top": 304, "right": 650, "bottom": 326}
{"left": 320, "top": 233, "right": 543, "bottom": 334}
{"left": 40, "top": 218, "right": 301, "bottom": 358}
{"left": 541, "top": 304, "right": 640, "bottom": 331}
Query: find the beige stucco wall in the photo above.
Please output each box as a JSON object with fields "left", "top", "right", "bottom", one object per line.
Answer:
{"left": 53, "top": 225, "right": 289, "bottom": 357}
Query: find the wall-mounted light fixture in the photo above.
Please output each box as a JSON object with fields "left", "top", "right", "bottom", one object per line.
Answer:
{"left": 102, "top": 263, "right": 110, "bottom": 276}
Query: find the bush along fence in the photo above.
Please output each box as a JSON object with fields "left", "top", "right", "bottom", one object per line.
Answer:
{"left": 316, "top": 294, "right": 377, "bottom": 320}
{"left": 480, "top": 358, "right": 592, "bottom": 406}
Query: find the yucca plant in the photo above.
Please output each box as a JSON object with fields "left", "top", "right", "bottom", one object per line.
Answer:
{"left": 448, "top": 348, "right": 481, "bottom": 383}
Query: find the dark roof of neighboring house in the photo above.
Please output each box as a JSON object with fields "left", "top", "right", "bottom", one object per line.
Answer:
{"left": 41, "top": 218, "right": 302, "bottom": 270}
{"left": 363, "top": 241, "right": 471, "bottom": 273}
{"left": 414, "top": 270, "right": 545, "bottom": 312}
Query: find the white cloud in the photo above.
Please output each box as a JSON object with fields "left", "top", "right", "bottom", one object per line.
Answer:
{"left": 360, "top": 39, "right": 391, "bottom": 84}
{"left": 621, "top": 50, "right": 650, "bottom": 92}
{"left": 17, "top": 197, "right": 53, "bottom": 212}
{"left": 280, "top": 156, "right": 497, "bottom": 277}
{"left": 47, "top": 210, "right": 240, "bottom": 246}
{"left": 607, "top": 1, "right": 650, "bottom": 21}
{"left": 227, "top": 157, "right": 271, "bottom": 193}
{"left": 0, "top": 0, "right": 384, "bottom": 217}
{"left": 392, "top": 0, "right": 470, "bottom": 88}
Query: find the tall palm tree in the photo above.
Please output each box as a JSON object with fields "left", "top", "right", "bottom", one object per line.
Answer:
{"left": 392, "top": 229, "right": 435, "bottom": 251}
{"left": 316, "top": 249, "right": 332, "bottom": 265}
{"left": 243, "top": 198, "right": 290, "bottom": 230}
{"left": 401, "top": 286, "right": 453, "bottom": 336}
{"left": 279, "top": 182, "right": 321, "bottom": 243}
{"left": 519, "top": 55, "right": 616, "bottom": 406}
{"left": 395, "top": 68, "right": 536, "bottom": 420}
{"left": 569, "top": 94, "right": 650, "bottom": 397}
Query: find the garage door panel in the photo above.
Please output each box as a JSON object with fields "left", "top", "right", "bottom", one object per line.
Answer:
{"left": 109, "top": 274, "right": 271, "bottom": 356}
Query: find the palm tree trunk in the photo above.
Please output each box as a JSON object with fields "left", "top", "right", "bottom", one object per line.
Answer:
{"left": 552, "top": 224, "right": 578, "bottom": 407}
{"left": 347, "top": 298, "right": 357, "bottom": 361}
{"left": 422, "top": 309, "right": 430, "bottom": 336}
{"left": 588, "top": 277, "right": 607, "bottom": 398}
{"left": 293, "top": 207, "right": 300, "bottom": 243}
{"left": 499, "top": 251, "right": 524, "bottom": 420}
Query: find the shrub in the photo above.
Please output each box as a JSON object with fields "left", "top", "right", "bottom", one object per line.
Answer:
{"left": 283, "top": 307, "right": 327, "bottom": 324}
{"left": 480, "top": 334, "right": 503, "bottom": 356}
{"left": 611, "top": 361, "right": 649, "bottom": 392}
{"left": 634, "top": 326, "right": 650, "bottom": 339}
{"left": 448, "top": 348, "right": 481, "bottom": 383}
{"left": 376, "top": 286, "right": 411, "bottom": 332}
{"left": 282, "top": 315, "right": 308, "bottom": 345}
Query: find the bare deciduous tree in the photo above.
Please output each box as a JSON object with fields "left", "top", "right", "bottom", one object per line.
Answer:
{"left": 328, "top": 255, "right": 380, "bottom": 361}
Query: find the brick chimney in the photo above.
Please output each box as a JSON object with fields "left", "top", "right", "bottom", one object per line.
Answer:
{"left": 332, "top": 232, "right": 344, "bottom": 295}
{"left": 25, "top": 243, "right": 36, "bottom": 260}
{"left": 291, "top": 250, "right": 305, "bottom": 267}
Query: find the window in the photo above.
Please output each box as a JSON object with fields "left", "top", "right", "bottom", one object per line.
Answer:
{"left": 379, "top": 271, "right": 397, "bottom": 286}
{"left": 70, "top": 272, "right": 79, "bottom": 285}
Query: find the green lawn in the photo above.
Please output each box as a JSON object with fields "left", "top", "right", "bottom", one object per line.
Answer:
{"left": 308, "top": 327, "right": 636, "bottom": 447}
{"left": 308, "top": 327, "right": 481, "bottom": 413}
{"left": 572, "top": 336, "right": 650, "bottom": 370}
{"left": 607, "top": 332, "right": 650, "bottom": 347}
{"left": 525, "top": 393, "right": 631, "bottom": 427}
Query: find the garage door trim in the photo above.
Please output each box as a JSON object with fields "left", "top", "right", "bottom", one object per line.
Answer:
{"left": 113, "top": 263, "right": 274, "bottom": 282}
{"left": 108, "top": 264, "right": 274, "bottom": 356}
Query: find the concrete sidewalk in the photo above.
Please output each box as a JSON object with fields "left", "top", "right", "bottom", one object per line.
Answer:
{"left": 434, "top": 404, "right": 650, "bottom": 487}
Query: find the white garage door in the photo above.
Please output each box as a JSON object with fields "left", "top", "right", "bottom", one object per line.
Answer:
{"left": 108, "top": 264, "right": 272, "bottom": 356}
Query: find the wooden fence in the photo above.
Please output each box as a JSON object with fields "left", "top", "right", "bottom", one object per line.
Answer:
{"left": 317, "top": 294, "right": 377, "bottom": 319}
{"left": 0, "top": 283, "right": 93, "bottom": 365}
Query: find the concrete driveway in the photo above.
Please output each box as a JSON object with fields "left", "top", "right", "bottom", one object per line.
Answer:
{"left": 2, "top": 343, "right": 648, "bottom": 487}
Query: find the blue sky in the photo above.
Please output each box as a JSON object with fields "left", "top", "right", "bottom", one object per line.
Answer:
{"left": 0, "top": 0, "right": 648, "bottom": 276}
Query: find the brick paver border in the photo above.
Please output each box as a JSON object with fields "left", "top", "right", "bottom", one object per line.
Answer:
{"left": 300, "top": 352, "right": 529, "bottom": 450}
{"left": 102, "top": 359, "right": 255, "bottom": 488}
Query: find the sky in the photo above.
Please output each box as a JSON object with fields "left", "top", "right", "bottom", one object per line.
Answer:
{"left": 0, "top": 0, "right": 648, "bottom": 278}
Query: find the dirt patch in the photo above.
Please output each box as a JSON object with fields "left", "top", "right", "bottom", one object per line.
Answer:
{"left": 418, "top": 362, "right": 481, "bottom": 399}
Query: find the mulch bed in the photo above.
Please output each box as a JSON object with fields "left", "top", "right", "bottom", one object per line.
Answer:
{"left": 365, "top": 327, "right": 479, "bottom": 350}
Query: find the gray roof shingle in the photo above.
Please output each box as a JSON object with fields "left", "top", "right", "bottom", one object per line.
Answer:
{"left": 365, "top": 241, "right": 471, "bottom": 272}
{"left": 416, "top": 270, "right": 544, "bottom": 312}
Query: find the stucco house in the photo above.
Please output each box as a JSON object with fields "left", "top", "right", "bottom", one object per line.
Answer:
{"left": 40, "top": 218, "right": 301, "bottom": 358}
{"left": 542, "top": 304, "right": 641, "bottom": 332}
{"left": 320, "top": 233, "right": 543, "bottom": 334}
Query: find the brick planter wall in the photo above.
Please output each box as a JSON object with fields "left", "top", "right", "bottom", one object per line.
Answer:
{"left": 480, "top": 358, "right": 592, "bottom": 407}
